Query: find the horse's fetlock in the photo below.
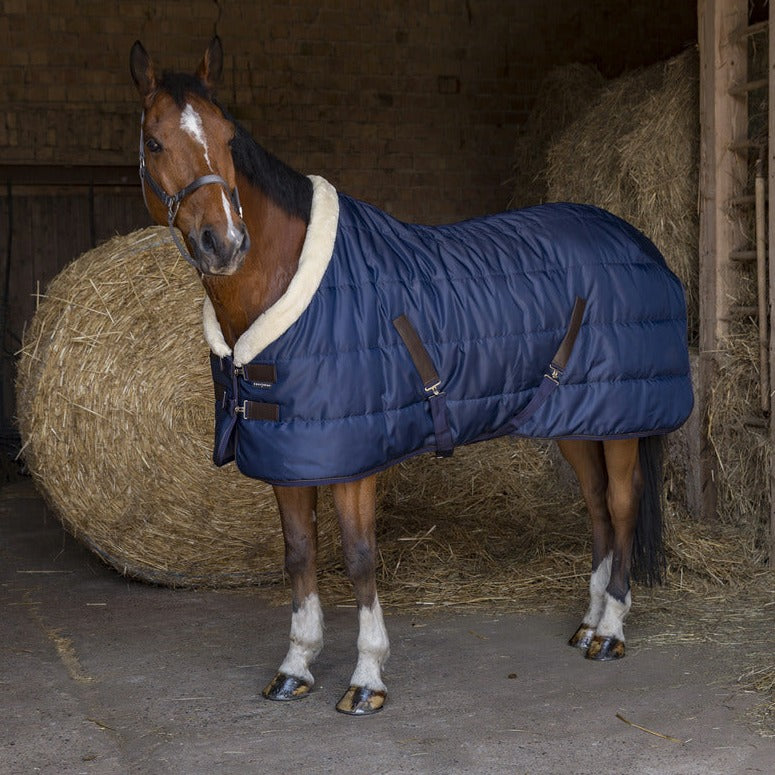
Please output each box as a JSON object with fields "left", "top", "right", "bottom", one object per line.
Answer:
{"left": 606, "top": 582, "right": 630, "bottom": 605}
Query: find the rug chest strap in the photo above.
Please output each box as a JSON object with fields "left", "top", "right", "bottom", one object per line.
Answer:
{"left": 392, "top": 314, "right": 454, "bottom": 457}
{"left": 511, "top": 296, "right": 587, "bottom": 427}
{"left": 214, "top": 382, "right": 280, "bottom": 421}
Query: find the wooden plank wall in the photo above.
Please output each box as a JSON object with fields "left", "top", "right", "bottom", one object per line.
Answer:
{"left": 0, "top": 168, "right": 149, "bottom": 432}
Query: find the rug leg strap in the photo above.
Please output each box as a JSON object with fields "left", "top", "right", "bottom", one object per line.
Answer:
{"left": 511, "top": 296, "right": 587, "bottom": 428}
{"left": 392, "top": 314, "right": 454, "bottom": 457}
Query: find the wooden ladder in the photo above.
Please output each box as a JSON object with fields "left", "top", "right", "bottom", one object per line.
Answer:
{"left": 699, "top": 0, "right": 774, "bottom": 557}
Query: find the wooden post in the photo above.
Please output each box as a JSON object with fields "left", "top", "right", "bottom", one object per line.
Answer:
{"left": 755, "top": 152, "right": 768, "bottom": 415}
{"left": 697, "top": 0, "right": 748, "bottom": 520}
{"left": 769, "top": 11, "right": 775, "bottom": 560}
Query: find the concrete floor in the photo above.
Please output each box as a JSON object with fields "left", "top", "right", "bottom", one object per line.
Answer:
{"left": 1, "top": 480, "right": 773, "bottom": 775}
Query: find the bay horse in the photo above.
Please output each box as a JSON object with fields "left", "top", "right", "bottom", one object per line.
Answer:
{"left": 129, "top": 37, "right": 692, "bottom": 715}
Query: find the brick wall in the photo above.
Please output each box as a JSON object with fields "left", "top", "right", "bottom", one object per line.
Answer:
{"left": 1, "top": 0, "right": 696, "bottom": 222}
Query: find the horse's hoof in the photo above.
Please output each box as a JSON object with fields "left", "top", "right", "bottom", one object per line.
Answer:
{"left": 335, "top": 685, "right": 386, "bottom": 716}
{"left": 585, "top": 635, "right": 625, "bottom": 661}
{"left": 568, "top": 623, "right": 596, "bottom": 651}
{"left": 262, "top": 672, "right": 312, "bottom": 701}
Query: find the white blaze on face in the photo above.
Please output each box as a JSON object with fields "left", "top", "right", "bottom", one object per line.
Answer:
{"left": 180, "top": 103, "right": 211, "bottom": 167}
{"left": 220, "top": 188, "right": 242, "bottom": 245}
{"left": 180, "top": 102, "right": 241, "bottom": 239}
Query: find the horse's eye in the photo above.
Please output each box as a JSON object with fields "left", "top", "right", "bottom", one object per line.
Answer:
{"left": 146, "top": 137, "right": 163, "bottom": 153}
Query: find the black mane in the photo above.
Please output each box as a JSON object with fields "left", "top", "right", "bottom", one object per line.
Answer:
{"left": 229, "top": 121, "right": 312, "bottom": 223}
{"left": 157, "top": 72, "right": 313, "bottom": 223}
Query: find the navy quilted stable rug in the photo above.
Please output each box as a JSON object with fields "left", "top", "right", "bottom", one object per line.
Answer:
{"left": 206, "top": 176, "right": 693, "bottom": 486}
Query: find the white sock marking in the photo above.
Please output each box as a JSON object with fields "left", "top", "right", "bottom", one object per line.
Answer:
{"left": 596, "top": 590, "right": 632, "bottom": 641}
{"left": 278, "top": 593, "right": 324, "bottom": 684}
{"left": 349, "top": 596, "right": 390, "bottom": 691}
{"left": 583, "top": 552, "right": 612, "bottom": 628}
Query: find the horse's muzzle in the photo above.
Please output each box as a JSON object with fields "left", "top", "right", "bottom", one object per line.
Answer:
{"left": 191, "top": 222, "right": 251, "bottom": 275}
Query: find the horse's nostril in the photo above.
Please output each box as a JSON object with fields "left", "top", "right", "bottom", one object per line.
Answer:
{"left": 200, "top": 228, "right": 216, "bottom": 254}
{"left": 239, "top": 226, "right": 250, "bottom": 255}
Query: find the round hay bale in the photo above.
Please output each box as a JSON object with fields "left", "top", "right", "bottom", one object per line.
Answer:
{"left": 16, "top": 227, "right": 344, "bottom": 587}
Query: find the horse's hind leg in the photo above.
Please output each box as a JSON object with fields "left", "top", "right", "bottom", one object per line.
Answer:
{"left": 585, "top": 437, "right": 643, "bottom": 660}
{"left": 557, "top": 439, "right": 614, "bottom": 652}
{"left": 262, "top": 485, "right": 323, "bottom": 702}
{"left": 331, "top": 475, "right": 389, "bottom": 715}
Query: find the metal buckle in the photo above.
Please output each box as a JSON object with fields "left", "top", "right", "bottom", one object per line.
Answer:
{"left": 547, "top": 366, "right": 561, "bottom": 384}
{"left": 425, "top": 380, "right": 442, "bottom": 396}
{"left": 167, "top": 198, "right": 181, "bottom": 225}
{"left": 234, "top": 400, "right": 248, "bottom": 416}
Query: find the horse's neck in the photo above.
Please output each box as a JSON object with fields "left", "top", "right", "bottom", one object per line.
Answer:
{"left": 201, "top": 174, "right": 307, "bottom": 348}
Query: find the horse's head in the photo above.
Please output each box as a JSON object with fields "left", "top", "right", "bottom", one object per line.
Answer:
{"left": 130, "top": 37, "right": 250, "bottom": 275}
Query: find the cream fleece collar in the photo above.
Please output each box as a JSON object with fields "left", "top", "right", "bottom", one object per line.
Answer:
{"left": 202, "top": 175, "right": 339, "bottom": 367}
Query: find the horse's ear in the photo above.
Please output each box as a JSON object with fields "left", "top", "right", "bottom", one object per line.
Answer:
{"left": 196, "top": 36, "right": 223, "bottom": 90}
{"left": 130, "top": 40, "right": 157, "bottom": 99}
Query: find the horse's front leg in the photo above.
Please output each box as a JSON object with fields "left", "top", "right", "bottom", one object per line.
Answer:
{"left": 331, "top": 475, "right": 389, "bottom": 715}
{"left": 262, "top": 485, "right": 323, "bottom": 702}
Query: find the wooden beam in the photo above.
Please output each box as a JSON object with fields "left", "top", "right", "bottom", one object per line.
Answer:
{"left": 0, "top": 164, "right": 138, "bottom": 188}
{"left": 698, "top": 0, "right": 749, "bottom": 521}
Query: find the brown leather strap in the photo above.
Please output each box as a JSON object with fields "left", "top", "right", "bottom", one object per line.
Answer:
{"left": 550, "top": 297, "right": 587, "bottom": 372}
{"left": 239, "top": 400, "right": 279, "bottom": 421}
{"left": 392, "top": 314, "right": 441, "bottom": 392}
{"left": 511, "top": 296, "right": 587, "bottom": 428}
{"left": 392, "top": 314, "right": 453, "bottom": 456}
{"left": 239, "top": 363, "right": 276, "bottom": 386}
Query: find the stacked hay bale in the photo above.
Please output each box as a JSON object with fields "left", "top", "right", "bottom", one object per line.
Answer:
{"left": 510, "top": 63, "right": 605, "bottom": 208}
{"left": 509, "top": 50, "right": 773, "bottom": 731}
{"left": 546, "top": 48, "right": 699, "bottom": 343}
{"left": 16, "top": 227, "right": 342, "bottom": 587}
